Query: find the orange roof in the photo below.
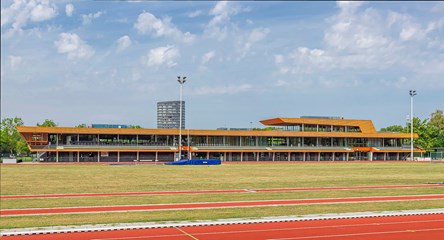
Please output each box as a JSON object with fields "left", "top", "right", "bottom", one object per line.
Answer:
{"left": 260, "top": 118, "right": 376, "bottom": 133}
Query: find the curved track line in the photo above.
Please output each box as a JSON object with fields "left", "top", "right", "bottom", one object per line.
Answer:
{"left": 1, "top": 184, "right": 442, "bottom": 199}
{"left": 2, "top": 194, "right": 444, "bottom": 217}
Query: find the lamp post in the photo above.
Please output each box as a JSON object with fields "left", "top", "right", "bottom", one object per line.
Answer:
{"left": 409, "top": 90, "right": 416, "bottom": 161}
{"left": 177, "top": 76, "right": 186, "bottom": 161}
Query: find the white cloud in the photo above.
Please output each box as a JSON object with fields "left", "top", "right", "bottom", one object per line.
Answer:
{"left": 324, "top": 3, "right": 388, "bottom": 52}
{"left": 116, "top": 35, "right": 131, "bottom": 52}
{"left": 54, "top": 33, "right": 95, "bottom": 59}
{"left": 134, "top": 12, "right": 195, "bottom": 43}
{"left": 65, "top": 3, "right": 74, "bottom": 17}
{"left": 30, "top": 2, "right": 56, "bottom": 22}
{"left": 1, "top": 0, "right": 57, "bottom": 32}
{"left": 195, "top": 84, "right": 252, "bottom": 95}
{"left": 204, "top": 1, "right": 247, "bottom": 41}
{"left": 275, "top": 1, "right": 444, "bottom": 90}
{"left": 142, "top": 45, "right": 179, "bottom": 67}
{"left": 82, "top": 11, "right": 104, "bottom": 25}
{"left": 187, "top": 10, "right": 202, "bottom": 18}
{"left": 201, "top": 50, "right": 216, "bottom": 64}
{"left": 238, "top": 27, "right": 270, "bottom": 58}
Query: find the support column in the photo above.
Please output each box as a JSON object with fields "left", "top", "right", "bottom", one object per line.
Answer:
{"left": 397, "top": 152, "right": 399, "bottom": 161}
{"left": 207, "top": 152, "right": 210, "bottom": 159}
{"left": 98, "top": 151, "right": 100, "bottom": 162}
{"left": 240, "top": 152, "right": 243, "bottom": 162}
{"left": 346, "top": 152, "right": 349, "bottom": 161}
{"left": 224, "top": 152, "right": 227, "bottom": 162}
{"left": 155, "top": 152, "right": 158, "bottom": 162}
{"left": 318, "top": 152, "right": 321, "bottom": 161}
{"left": 56, "top": 151, "right": 59, "bottom": 162}
{"left": 272, "top": 152, "right": 275, "bottom": 161}
{"left": 137, "top": 152, "right": 139, "bottom": 161}
{"left": 117, "top": 152, "right": 120, "bottom": 162}
{"left": 77, "top": 151, "right": 80, "bottom": 162}
{"left": 333, "top": 152, "right": 335, "bottom": 161}
{"left": 288, "top": 152, "right": 291, "bottom": 161}
{"left": 257, "top": 152, "right": 259, "bottom": 161}
{"left": 303, "top": 152, "right": 306, "bottom": 161}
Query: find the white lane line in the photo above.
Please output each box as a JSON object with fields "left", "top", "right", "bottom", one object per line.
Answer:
{"left": 267, "top": 228, "right": 444, "bottom": 240}
{"left": 91, "top": 219, "right": 444, "bottom": 240}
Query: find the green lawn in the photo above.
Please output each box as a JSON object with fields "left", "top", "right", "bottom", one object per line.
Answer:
{"left": 1, "top": 162, "right": 443, "bottom": 229}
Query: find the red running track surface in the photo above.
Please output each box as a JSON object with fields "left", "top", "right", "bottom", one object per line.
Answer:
{"left": 2, "top": 194, "right": 444, "bottom": 216}
{"left": 1, "top": 184, "right": 442, "bottom": 199}
{"left": 3, "top": 213, "right": 444, "bottom": 240}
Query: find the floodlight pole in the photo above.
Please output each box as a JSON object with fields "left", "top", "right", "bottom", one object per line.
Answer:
{"left": 409, "top": 90, "right": 416, "bottom": 161}
{"left": 177, "top": 76, "right": 186, "bottom": 161}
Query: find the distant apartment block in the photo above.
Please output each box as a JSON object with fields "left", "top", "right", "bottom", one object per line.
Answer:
{"left": 157, "top": 101, "right": 185, "bottom": 129}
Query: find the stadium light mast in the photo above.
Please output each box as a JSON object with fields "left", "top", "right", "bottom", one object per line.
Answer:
{"left": 409, "top": 90, "right": 417, "bottom": 161}
{"left": 177, "top": 76, "right": 186, "bottom": 161}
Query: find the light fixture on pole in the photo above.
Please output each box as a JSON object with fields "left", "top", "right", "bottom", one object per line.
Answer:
{"left": 409, "top": 90, "right": 417, "bottom": 161}
{"left": 177, "top": 76, "right": 186, "bottom": 161}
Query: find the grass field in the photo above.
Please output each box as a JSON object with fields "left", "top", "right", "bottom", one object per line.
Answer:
{"left": 1, "top": 162, "right": 443, "bottom": 229}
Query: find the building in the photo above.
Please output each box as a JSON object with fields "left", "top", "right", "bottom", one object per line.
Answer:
{"left": 157, "top": 101, "right": 185, "bottom": 129}
{"left": 17, "top": 116, "right": 424, "bottom": 162}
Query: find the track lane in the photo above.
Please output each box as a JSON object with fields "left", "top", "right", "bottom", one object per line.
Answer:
{"left": 2, "top": 214, "right": 443, "bottom": 240}
{"left": 1, "top": 184, "right": 442, "bottom": 199}
{"left": 2, "top": 194, "right": 444, "bottom": 217}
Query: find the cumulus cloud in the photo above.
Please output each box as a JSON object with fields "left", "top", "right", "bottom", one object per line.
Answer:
{"left": 116, "top": 35, "right": 131, "bottom": 52}
{"left": 134, "top": 12, "right": 195, "bottom": 43}
{"left": 204, "top": 1, "right": 247, "bottom": 41}
{"left": 274, "top": 1, "right": 444, "bottom": 88}
{"left": 82, "top": 11, "right": 104, "bottom": 25}
{"left": 1, "top": 0, "right": 57, "bottom": 32}
{"left": 54, "top": 33, "right": 95, "bottom": 59}
{"left": 65, "top": 3, "right": 74, "bottom": 17}
{"left": 142, "top": 45, "right": 179, "bottom": 67}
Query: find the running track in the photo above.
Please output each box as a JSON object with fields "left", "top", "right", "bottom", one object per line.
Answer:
{"left": 2, "top": 194, "right": 444, "bottom": 217}
{"left": 1, "top": 184, "right": 443, "bottom": 199}
{"left": 3, "top": 213, "right": 444, "bottom": 239}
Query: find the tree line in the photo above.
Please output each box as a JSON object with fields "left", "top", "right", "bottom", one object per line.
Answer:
{"left": 380, "top": 109, "right": 444, "bottom": 149}
{"left": 1, "top": 110, "right": 443, "bottom": 155}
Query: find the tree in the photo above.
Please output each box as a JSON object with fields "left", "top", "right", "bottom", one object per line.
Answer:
{"left": 1, "top": 117, "right": 28, "bottom": 154}
{"left": 37, "top": 119, "right": 57, "bottom": 127}
{"left": 76, "top": 124, "right": 87, "bottom": 128}
{"left": 379, "top": 109, "right": 444, "bottom": 149}
{"left": 132, "top": 125, "right": 141, "bottom": 129}
{"left": 413, "top": 118, "right": 439, "bottom": 148}
{"left": 380, "top": 125, "right": 404, "bottom": 132}
{"left": 429, "top": 109, "right": 444, "bottom": 147}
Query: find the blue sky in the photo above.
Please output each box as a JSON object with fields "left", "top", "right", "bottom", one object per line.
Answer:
{"left": 1, "top": 1, "right": 443, "bottom": 130}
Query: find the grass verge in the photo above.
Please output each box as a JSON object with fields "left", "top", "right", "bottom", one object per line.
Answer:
{"left": 1, "top": 200, "right": 443, "bottom": 229}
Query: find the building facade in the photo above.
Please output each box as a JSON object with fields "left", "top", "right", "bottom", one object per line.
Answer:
{"left": 157, "top": 101, "right": 185, "bottom": 129}
{"left": 17, "top": 117, "right": 423, "bottom": 163}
